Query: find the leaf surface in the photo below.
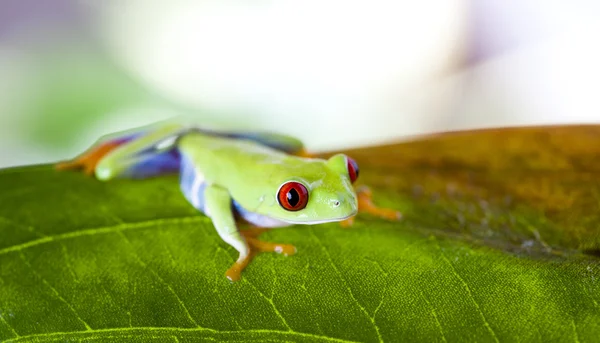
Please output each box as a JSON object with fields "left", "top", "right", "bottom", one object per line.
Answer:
{"left": 1, "top": 126, "right": 600, "bottom": 342}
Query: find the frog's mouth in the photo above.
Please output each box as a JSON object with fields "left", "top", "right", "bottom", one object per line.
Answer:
{"left": 282, "top": 214, "right": 355, "bottom": 225}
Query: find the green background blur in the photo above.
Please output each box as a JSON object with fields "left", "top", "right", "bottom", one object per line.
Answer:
{"left": 1, "top": 0, "right": 599, "bottom": 168}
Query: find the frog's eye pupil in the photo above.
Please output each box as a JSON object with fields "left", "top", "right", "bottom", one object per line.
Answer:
{"left": 287, "top": 188, "right": 299, "bottom": 207}
{"left": 278, "top": 182, "right": 309, "bottom": 211}
{"left": 347, "top": 157, "right": 359, "bottom": 183}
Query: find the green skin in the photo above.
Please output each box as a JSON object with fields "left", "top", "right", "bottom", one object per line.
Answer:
{"left": 92, "top": 124, "right": 359, "bottom": 267}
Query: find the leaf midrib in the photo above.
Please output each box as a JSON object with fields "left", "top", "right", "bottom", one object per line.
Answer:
{"left": 4, "top": 326, "right": 358, "bottom": 343}
{"left": 0, "top": 216, "right": 210, "bottom": 256}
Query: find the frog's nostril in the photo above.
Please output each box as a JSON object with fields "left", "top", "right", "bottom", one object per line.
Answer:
{"left": 333, "top": 200, "right": 340, "bottom": 207}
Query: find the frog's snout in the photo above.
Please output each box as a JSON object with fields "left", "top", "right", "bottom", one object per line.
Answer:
{"left": 333, "top": 192, "right": 358, "bottom": 215}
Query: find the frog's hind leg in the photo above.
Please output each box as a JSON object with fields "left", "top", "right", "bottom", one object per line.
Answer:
{"left": 55, "top": 134, "right": 140, "bottom": 175}
{"left": 57, "top": 124, "right": 186, "bottom": 180}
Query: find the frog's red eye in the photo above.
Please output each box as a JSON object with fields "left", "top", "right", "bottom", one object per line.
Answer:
{"left": 347, "top": 157, "right": 359, "bottom": 183}
{"left": 277, "top": 182, "right": 309, "bottom": 211}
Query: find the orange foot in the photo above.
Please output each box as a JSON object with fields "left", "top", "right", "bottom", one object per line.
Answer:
{"left": 55, "top": 141, "right": 122, "bottom": 176}
{"left": 225, "top": 227, "right": 297, "bottom": 282}
{"left": 341, "top": 185, "right": 402, "bottom": 228}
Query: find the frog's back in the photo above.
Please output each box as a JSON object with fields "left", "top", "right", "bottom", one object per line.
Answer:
{"left": 178, "top": 132, "right": 296, "bottom": 181}
{"left": 187, "top": 127, "right": 305, "bottom": 155}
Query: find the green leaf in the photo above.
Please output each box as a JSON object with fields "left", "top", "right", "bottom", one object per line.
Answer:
{"left": 1, "top": 126, "right": 600, "bottom": 342}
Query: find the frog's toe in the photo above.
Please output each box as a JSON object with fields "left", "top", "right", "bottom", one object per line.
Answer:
{"left": 346, "top": 185, "right": 403, "bottom": 224}
{"left": 226, "top": 255, "right": 254, "bottom": 282}
{"left": 340, "top": 216, "right": 355, "bottom": 228}
{"left": 55, "top": 140, "right": 123, "bottom": 176}
{"left": 224, "top": 228, "right": 297, "bottom": 282}
{"left": 246, "top": 236, "right": 297, "bottom": 256}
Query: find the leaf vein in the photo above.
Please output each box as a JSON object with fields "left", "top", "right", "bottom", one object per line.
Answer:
{"left": 373, "top": 238, "right": 429, "bottom": 323}
{"left": 436, "top": 241, "right": 499, "bottom": 343}
{"left": 242, "top": 277, "right": 292, "bottom": 331}
{"left": 0, "top": 216, "right": 208, "bottom": 257}
{"left": 60, "top": 243, "right": 79, "bottom": 283}
{"left": 419, "top": 290, "right": 447, "bottom": 343}
{"left": 18, "top": 251, "right": 92, "bottom": 331}
{"left": 297, "top": 258, "right": 326, "bottom": 336}
{"left": 0, "top": 313, "right": 19, "bottom": 339}
{"left": 309, "top": 228, "right": 383, "bottom": 343}
{"left": 572, "top": 318, "right": 581, "bottom": 343}
{"left": 118, "top": 232, "right": 201, "bottom": 329}
{"left": 3, "top": 326, "right": 359, "bottom": 343}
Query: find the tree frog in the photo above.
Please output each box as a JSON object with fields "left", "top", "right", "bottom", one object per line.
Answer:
{"left": 56, "top": 122, "right": 401, "bottom": 281}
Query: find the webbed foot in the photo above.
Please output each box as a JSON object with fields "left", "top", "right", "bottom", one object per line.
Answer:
{"left": 225, "top": 227, "right": 297, "bottom": 282}
{"left": 55, "top": 140, "right": 123, "bottom": 175}
{"left": 341, "top": 185, "right": 402, "bottom": 227}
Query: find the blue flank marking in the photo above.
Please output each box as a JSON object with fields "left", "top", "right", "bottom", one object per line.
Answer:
{"left": 178, "top": 154, "right": 280, "bottom": 225}
{"left": 101, "top": 131, "right": 182, "bottom": 179}
{"left": 232, "top": 200, "right": 289, "bottom": 228}
{"left": 179, "top": 154, "right": 207, "bottom": 213}
{"left": 125, "top": 149, "right": 182, "bottom": 178}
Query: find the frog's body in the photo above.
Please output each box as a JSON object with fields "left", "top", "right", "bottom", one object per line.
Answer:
{"left": 57, "top": 122, "right": 401, "bottom": 281}
{"left": 177, "top": 133, "right": 357, "bottom": 224}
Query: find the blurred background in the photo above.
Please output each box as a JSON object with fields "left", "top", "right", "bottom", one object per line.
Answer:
{"left": 1, "top": 0, "right": 599, "bottom": 168}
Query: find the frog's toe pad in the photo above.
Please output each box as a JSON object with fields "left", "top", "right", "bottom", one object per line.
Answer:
{"left": 226, "top": 262, "right": 247, "bottom": 282}
{"left": 246, "top": 236, "right": 297, "bottom": 256}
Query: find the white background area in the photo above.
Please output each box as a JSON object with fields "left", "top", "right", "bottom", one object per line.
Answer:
{"left": 1, "top": 0, "right": 600, "bottom": 167}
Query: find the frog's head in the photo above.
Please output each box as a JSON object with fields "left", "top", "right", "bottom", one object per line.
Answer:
{"left": 247, "top": 154, "right": 360, "bottom": 225}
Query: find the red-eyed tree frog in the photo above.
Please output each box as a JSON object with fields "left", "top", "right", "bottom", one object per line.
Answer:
{"left": 56, "top": 122, "right": 401, "bottom": 281}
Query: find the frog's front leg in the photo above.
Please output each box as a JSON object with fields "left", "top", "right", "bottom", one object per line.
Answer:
{"left": 341, "top": 185, "right": 402, "bottom": 227}
{"left": 204, "top": 185, "right": 250, "bottom": 280}
{"left": 204, "top": 185, "right": 296, "bottom": 281}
